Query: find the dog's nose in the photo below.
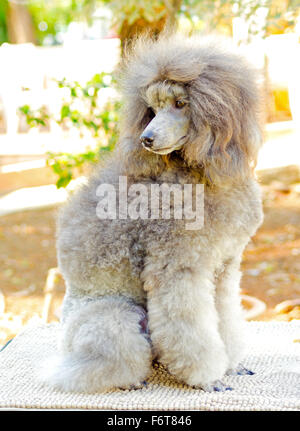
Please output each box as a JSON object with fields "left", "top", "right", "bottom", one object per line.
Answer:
{"left": 140, "top": 132, "right": 154, "bottom": 148}
{"left": 141, "top": 137, "right": 154, "bottom": 148}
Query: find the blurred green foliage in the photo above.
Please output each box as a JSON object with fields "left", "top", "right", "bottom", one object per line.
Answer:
{"left": 1, "top": 1, "right": 298, "bottom": 45}
{"left": 28, "top": 0, "right": 97, "bottom": 45}
{"left": 0, "top": 0, "right": 8, "bottom": 44}
{"left": 48, "top": 150, "right": 103, "bottom": 189}
{"left": 19, "top": 104, "right": 50, "bottom": 128}
{"left": 6, "top": 0, "right": 300, "bottom": 189}
{"left": 19, "top": 72, "right": 121, "bottom": 188}
{"left": 55, "top": 73, "right": 120, "bottom": 139}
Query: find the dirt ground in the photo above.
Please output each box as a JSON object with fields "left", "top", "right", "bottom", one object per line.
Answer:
{"left": 0, "top": 182, "right": 300, "bottom": 347}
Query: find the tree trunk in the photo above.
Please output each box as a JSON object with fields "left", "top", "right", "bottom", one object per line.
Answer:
{"left": 119, "top": 15, "right": 167, "bottom": 55}
{"left": 164, "top": 0, "right": 182, "bottom": 32}
{"left": 6, "top": 2, "right": 36, "bottom": 44}
{"left": 119, "top": 0, "right": 183, "bottom": 55}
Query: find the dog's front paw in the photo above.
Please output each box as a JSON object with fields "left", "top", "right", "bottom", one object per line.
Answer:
{"left": 226, "top": 363, "right": 255, "bottom": 376}
{"left": 179, "top": 342, "right": 229, "bottom": 391}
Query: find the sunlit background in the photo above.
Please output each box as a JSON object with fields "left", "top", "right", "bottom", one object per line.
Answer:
{"left": 0, "top": 0, "right": 300, "bottom": 347}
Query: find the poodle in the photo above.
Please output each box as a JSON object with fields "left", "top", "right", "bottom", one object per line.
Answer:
{"left": 44, "top": 34, "right": 264, "bottom": 393}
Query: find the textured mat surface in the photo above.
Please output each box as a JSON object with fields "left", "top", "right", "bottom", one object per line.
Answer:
{"left": 0, "top": 321, "right": 300, "bottom": 410}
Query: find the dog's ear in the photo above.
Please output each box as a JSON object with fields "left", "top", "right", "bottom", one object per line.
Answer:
{"left": 183, "top": 60, "right": 263, "bottom": 185}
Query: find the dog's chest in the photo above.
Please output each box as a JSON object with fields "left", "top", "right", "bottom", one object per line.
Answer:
{"left": 203, "top": 182, "right": 263, "bottom": 238}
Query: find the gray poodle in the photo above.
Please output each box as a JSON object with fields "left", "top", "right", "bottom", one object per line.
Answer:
{"left": 43, "top": 34, "right": 264, "bottom": 393}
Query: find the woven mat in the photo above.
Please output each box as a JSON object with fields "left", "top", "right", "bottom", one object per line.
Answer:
{"left": 0, "top": 321, "right": 300, "bottom": 411}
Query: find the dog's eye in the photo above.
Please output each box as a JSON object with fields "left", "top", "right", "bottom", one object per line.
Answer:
{"left": 148, "top": 107, "right": 155, "bottom": 119}
{"left": 175, "top": 100, "right": 186, "bottom": 109}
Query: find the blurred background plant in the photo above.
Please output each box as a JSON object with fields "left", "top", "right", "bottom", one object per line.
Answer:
{"left": 11, "top": 0, "right": 300, "bottom": 186}
{"left": 1, "top": 1, "right": 299, "bottom": 46}
{"left": 18, "top": 72, "right": 120, "bottom": 188}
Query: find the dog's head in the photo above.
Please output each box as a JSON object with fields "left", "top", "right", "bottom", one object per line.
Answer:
{"left": 119, "top": 34, "right": 264, "bottom": 183}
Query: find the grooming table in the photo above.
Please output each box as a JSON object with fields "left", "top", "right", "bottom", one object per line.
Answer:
{"left": 0, "top": 321, "right": 299, "bottom": 411}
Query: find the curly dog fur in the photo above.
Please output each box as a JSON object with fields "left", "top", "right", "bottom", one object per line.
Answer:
{"left": 43, "top": 34, "right": 264, "bottom": 393}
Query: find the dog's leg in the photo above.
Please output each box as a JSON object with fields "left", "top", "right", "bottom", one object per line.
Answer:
{"left": 215, "top": 257, "right": 253, "bottom": 375}
{"left": 40, "top": 295, "right": 152, "bottom": 393}
{"left": 144, "top": 261, "right": 230, "bottom": 391}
